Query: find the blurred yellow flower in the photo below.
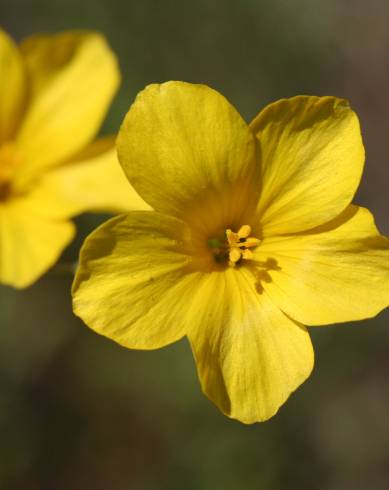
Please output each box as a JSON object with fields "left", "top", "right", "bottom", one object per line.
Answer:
{"left": 72, "top": 82, "right": 389, "bottom": 424}
{"left": 0, "top": 29, "right": 147, "bottom": 288}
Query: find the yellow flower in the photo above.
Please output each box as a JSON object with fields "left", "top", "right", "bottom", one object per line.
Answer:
{"left": 0, "top": 29, "right": 148, "bottom": 288}
{"left": 72, "top": 82, "right": 389, "bottom": 424}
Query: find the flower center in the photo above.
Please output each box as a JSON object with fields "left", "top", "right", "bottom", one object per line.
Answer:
{"left": 208, "top": 225, "right": 260, "bottom": 267}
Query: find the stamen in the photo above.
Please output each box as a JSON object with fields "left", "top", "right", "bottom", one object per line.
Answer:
{"left": 237, "top": 225, "right": 251, "bottom": 239}
{"left": 208, "top": 225, "right": 260, "bottom": 267}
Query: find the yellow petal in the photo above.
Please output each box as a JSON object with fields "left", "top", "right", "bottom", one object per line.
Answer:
{"left": 188, "top": 267, "right": 314, "bottom": 424}
{"left": 72, "top": 211, "right": 203, "bottom": 349}
{"left": 14, "top": 30, "right": 119, "bottom": 183}
{"left": 28, "top": 136, "right": 151, "bottom": 219}
{"left": 255, "top": 205, "right": 389, "bottom": 325}
{"left": 0, "top": 197, "right": 75, "bottom": 288}
{"left": 0, "top": 29, "right": 26, "bottom": 142}
{"left": 117, "top": 82, "right": 259, "bottom": 221}
{"left": 250, "top": 96, "right": 364, "bottom": 235}
{"left": 72, "top": 210, "right": 313, "bottom": 423}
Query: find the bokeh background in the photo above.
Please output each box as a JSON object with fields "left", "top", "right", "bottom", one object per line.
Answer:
{"left": 1, "top": 1, "right": 389, "bottom": 488}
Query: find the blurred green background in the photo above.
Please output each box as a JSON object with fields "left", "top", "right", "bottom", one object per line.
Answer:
{"left": 1, "top": 1, "right": 389, "bottom": 488}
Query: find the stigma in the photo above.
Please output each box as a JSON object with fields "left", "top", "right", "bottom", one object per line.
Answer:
{"left": 208, "top": 225, "right": 260, "bottom": 267}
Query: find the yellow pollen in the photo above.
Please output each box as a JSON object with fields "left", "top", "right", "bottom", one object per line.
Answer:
{"left": 208, "top": 225, "right": 261, "bottom": 267}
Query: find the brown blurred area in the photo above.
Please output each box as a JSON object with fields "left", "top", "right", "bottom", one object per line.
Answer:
{"left": 1, "top": 1, "right": 388, "bottom": 489}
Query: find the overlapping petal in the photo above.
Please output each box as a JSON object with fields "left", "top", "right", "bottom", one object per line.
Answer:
{"left": 14, "top": 31, "right": 119, "bottom": 184}
{"left": 0, "top": 197, "right": 75, "bottom": 288}
{"left": 188, "top": 267, "right": 314, "bottom": 423}
{"left": 72, "top": 211, "right": 204, "bottom": 349}
{"left": 117, "top": 82, "right": 260, "bottom": 220}
{"left": 28, "top": 137, "right": 150, "bottom": 219}
{"left": 255, "top": 205, "right": 389, "bottom": 325}
{"left": 250, "top": 96, "right": 364, "bottom": 235}
{"left": 0, "top": 29, "right": 26, "bottom": 142}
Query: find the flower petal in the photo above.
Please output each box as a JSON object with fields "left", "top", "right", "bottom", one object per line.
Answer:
{"left": 73, "top": 210, "right": 313, "bottom": 422}
{"left": 117, "top": 82, "right": 259, "bottom": 220}
{"left": 250, "top": 96, "right": 364, "bottom": 235}
{"left": 0, "top": 197, "right": 75, "bottom": 288}
{"left": 255, "top": 205, "right": 389, "bottom": 325}
{"left": 28, "top": 137, "right": 150, "bottom": 219}
{"left": 188, "top": 267, "right": 314, "bottom": 424}
{"left": 72, "top": 211, "right": 204, "bottom": 349}
{"left": 0, "top": 29, "right": 26, "bottom": 142}
{"left": 14, "top": 31, "right": 119, "bottom": 183}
